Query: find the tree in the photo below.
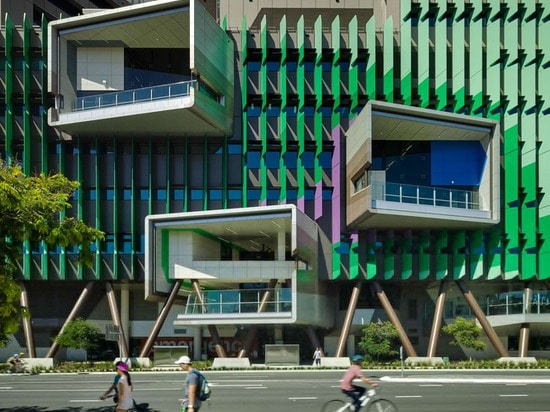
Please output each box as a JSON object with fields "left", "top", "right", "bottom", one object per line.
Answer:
{"left": 442, "top": 316, "right": 486, "bottom": 357}
{"left": 0, "top": 160, "right": 104, "bottom": 346}
{"left": 358, "top": 320, "right": 400, "bottom": 361}
{"left": 54, "top": 317, "right": 102, "bottom": 359}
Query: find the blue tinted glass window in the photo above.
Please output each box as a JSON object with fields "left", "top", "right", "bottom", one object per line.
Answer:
{"left": 319, "top": 152, "right": 332, "bottom": 169}
{"left": 248, "top": 61, "right": 261, "bottom": 71}
{"left": 191, "top": 189, "right": 203, "bottom": 200}
{"left": 123, "top": 189, "right": 132, "bottom": 200}
{"left": 287, "top": 189, "right": 297, "bottom": 200}
{"left": 247, "top": 152, "right": 261, "bottom": 168}
{"left": 287, "top": 62, "right": 297, "bottom": 71}
{"left": 266, "top": 106, "right": 280, "bottom": 117}
{"left": 267, "top": 189, "right": 279, "bottom": 200}
{"left": 228, "top": 144, "right": 242, "bottom": 154}
{"left": 174, "top": 189, "right": 184, "bottom": 200}
{"left": 248, "top": 189, "right": 261, "bottom": 200}
{"left": 266, "top": 152, "right": 279, "bottom": 168}
{"left": 106, "top": 189, "right": 114, "bottom": 200}
{"left": 229, "top": 189, "right": 241, "bottom": 200}
{"left": 305, "top": 189, "right": 314, "bottom": 200}
{"left": 323, "top": 189, "right": 333, "bottom": 200}
{"left": 285, "top": 152, "right": 297, "bottom": 169}
{"left": 247, "top": 106, "right": 261, "bottom": 116}
{"left": 210, "top": 190, "right": 222, "bottom": 200}
{"left": 267, "top": 61, "right": 279, "bottom": 71}
{"left": 140, "top": 189, "right": 149, "bottom": 200}
{"left": 301, "top": 152, "right": 315, "bottom": 168}
{"left": 156, "top": 189, "right": 167, "bottom": 200}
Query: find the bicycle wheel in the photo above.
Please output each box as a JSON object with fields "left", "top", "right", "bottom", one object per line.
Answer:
{"left": 365, "top": 398, "right": 398, "bottom": 412}
{"left": 321, "top": 399, "right": 348, "bottom": 412}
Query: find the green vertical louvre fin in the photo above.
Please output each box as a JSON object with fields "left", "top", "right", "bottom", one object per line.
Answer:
{"left": 5, "top": 14, "right": 13, "bottom": 161}
{"left": 41, "top": 5, "right": 49, "bottom": 281}
{"left": 331, "top": 16, "right": 340, "bottom": 110}
{"left": 23, "top": 14, "right": 31, "bottom": 174}
{"left": 113, "top": 138, "right": 119, "bottom": 279}
{"left": 400, "top": 2, "right": 412, "bottom": 106}
{"left": 435, "top": 0, "right": 447, "bottom": 110}
{"left": 279, "top": 109, "right": 287, "bottom": 202}
{"left": 417, "top": 0, "right": 430, "bottom": 108}
{"left": 383, "top": 17, "right": 393, "bottom": 103}
{"left": 261, "top": 15, "right": 267, "bottom": 110}
{"left": 279, "top": 16, "right": 288, "bottom": 203}
{"left": 365, "top": 232, "right": 377, "bottom": 280}
{"left": 160, "top": 229, "right": 171, "bottom": 282}
{"left": 348, "top": 16, "right": 359, "bottom": 112}
{"left": 94, "top": 137, "right": 101, "bottom": 279}
{"left": 22, "top": 14, "right": 31, "bottom": 279}
{"left": 331, "top": 108, "right": 342, "bottom": 280}
{"left": 203, "top": 139, "right": 208, "bottom": 210}
{"left": 131, "top": 139, "right": 136, "bottom": 276}
{"left": 418, "top": 232, "right": 430, "bottom": 280}
{"left": 280, "top": 15, "right": 287, "bottom": 64}
{"left": 241, "top": 18, "right": 248, "bottom": 208}
{"left": 487, "top": 227, "right": 502, "bottom": 279}
{"left": 503, "top": 2, "right": 520, "bottom": 279}
{"left": 314, "top": 16, "right": 323, "bottom": 110}
{"left": 313, "top": 16, "right": 323, "bottom": 217}
{"left": 297, "top": 110, "right": 305, "bottom": 201}
{"left": 469, "top": 1, "right": 483, "bottom": 115}
{"left": 260, "top": 109, "right": 267, "bottom": 204}
{"left": 296, "top": 16, "right": 305, "bottom": 204}
{"left": 484, "top": 0, "right": 502, "bottom": 279}
{"left": 452, "top": 2, "right": 465, "bottom": 112}
{"left": 469, "top": 230, "right": 484, "bottom": 280}
{"left": 435, "top": 231, "right": 447, "bottom": 280}
{"left": 165, "top": 138, "right": 171, "bottom": 213}
{"left": 383, "top": 236, "right": 394, "bottom": 280}
{"left": 349, "top": 240, "right": 359, "bottom": 279}
{"left": 222, "top": 136, "right": 228, "bottom": 209}
{"left": 520, "top": 1, "right": 537, "bottom": 279}
{"left": 451, "top": 231, "right": 466, "bottom": 280}
{"left": 365, "top": 17, "right": 376, "bottom": 101}
{"left": 539, "top": 3, "right": 550, "bottom": 279}
{"left": 400, "top": 234, "right": 413, "bottom": 280}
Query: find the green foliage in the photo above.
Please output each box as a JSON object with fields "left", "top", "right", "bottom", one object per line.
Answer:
{"left": 55, "top": 317, "right": 102, "bottom": 353}
{"left": 442, "top": 316, "right": 486, "bottom": 352}
{"left": 358, "top": 320, "right": 400, "bottom": 361}
{"left": 0, "top": 160, "right": 104, "bottom": 346}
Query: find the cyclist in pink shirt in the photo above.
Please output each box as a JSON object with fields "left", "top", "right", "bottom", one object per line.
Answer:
{"left": 340, "top": 355, "right": 378, "bottom": 411}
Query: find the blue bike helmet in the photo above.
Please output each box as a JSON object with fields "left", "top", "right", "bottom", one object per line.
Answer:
{"left": 351, "top": 354, "right": 364, "bottom": 363}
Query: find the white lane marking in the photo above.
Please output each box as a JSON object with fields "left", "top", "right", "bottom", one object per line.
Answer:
{"left": 395, "top": 395, "right": 423, "bottom": 398}
{"left": 246, "top": 387, "right": 267, "bottom": 390}
{"left": 381, "top": 376, "right": 550, "bottom": 384}
{"left": 0, "top": 387, "right": 13, "bottom": 389}
{"left": 213, "top": 384, "right": 263, "bottom": 387}
{"left": 499, "top": 394, "right": 529, "bottom": 397}
{"left": 506, "top": 383, "right": 527, "bottom": 386}
{"left": 289, "top": 397, "right": 318, "bottom": 400}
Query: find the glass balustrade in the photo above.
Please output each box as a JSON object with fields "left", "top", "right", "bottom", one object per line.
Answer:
{"left": 184, "top": 288, "right": 292, "bottom": 315}
{"left": 372, "top": 181, "right": 481, "bottom": 210}
{"left": 72, "top": 80, "right": 197, "bottom": 112}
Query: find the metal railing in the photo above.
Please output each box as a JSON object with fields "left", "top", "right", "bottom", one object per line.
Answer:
{"left": 72, "top": 80, "right": 197, "bottom": 112}
{"left": 184, "top": 288, "right": 292, "bottom": 315}
{"left": 372, "top": 181, "right": 481, "bottom": 210}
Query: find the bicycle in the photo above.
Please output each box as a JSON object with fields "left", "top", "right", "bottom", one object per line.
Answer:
{"left": 321, "top": 388, "right": 398, "bottom": 412}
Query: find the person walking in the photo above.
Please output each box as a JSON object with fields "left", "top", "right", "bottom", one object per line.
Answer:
{"left": 341, "top": 355, "right": 377, "bottom": 411}
{"left": 175, "top": 355, "right": 202, "bottom": 412}
{"left": 100, "top": 360, "right": 127, "bottom": 403}
{"left": 313, "top": 347, "right": 323, "bottom": 366}
{"left": 114, "top": 362, "right": 133, "bottom": 412}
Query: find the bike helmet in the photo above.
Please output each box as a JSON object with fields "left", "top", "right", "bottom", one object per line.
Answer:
{"left": 351, "top": 354, "right": 364, "bottom": 363}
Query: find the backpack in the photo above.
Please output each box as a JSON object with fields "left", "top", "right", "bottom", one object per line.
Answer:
{"left": 191, "top": 370, "right": 211, "bottom": 401}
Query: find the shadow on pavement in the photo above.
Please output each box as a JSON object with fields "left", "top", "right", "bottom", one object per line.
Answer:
{"left": 0, "top": 404, "right": 157, "bottom": 412}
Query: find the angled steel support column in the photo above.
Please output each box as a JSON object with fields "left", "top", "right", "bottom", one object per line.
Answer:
{"left": 139, "top": 280, "right": 182, "bottom": 358}
{"left": 192, "top": 280, "right": 227, "bottom": 358}
{"left": 106, "top": 282, "right": 129, "bottom": 359}
{"left": 46, "top": 281, "right": 94, "bottom": 359}
{"left": 19, "top": 283, "right": 36, "bottom": 358}
{"left": 427, "top": 280, "right": 448, "bottom": 357}
{"left": 518, "top": 323, "right": 530, "bottom": 358}
{"left": 335, "top": 281, "right": 361, "bottom": 357}
{"left": 238, "top": 279, "right": 278, "bottom": 358}
{"left": 456, "top": 280, "right": 509, "bottom": 357}
{"left": 373, "top": 281, "right": 417, "bottom": 357}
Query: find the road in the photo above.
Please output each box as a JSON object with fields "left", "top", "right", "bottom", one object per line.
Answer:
{"left": 1, "top": 369, "right": 550, "bottom": 412}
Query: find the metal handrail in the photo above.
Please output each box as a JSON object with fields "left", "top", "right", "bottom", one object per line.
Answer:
{"left": 72, "top": 80, "right": 197, "bottom": 112}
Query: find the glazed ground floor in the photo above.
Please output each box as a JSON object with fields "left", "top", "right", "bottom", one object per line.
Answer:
{"left": 3, "top": 279, "right": 550, "bottom": 363}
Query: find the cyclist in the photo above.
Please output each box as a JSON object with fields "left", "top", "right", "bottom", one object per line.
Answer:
{"left": 7, "top": 353, "right": 23, "bottom": 374}
{"left": 341, "top": 355, "right": 378, "bottom": 411}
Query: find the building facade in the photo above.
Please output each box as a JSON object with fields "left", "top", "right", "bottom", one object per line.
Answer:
{"left": 1, "top": 0, "right": 550, "bottom": 363}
